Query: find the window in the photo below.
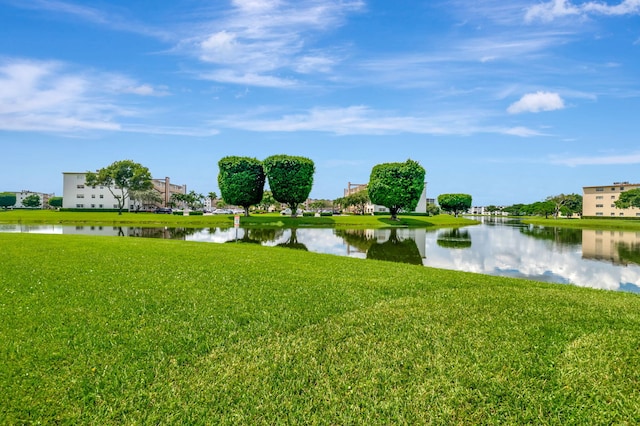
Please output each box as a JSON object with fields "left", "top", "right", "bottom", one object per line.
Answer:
{"left": 611, "top": 187, "right": 616, "bottom": 191}
{"left": 621, "top": 187, "right": 625, "bottom": 190}
{"left": 77, "top": 184, "right": 84, "bottom": 189}
{"left": 91, "top": 194, "right": 96, "bottom": 198}
{"left": 611, "top": 213, "right": 616, "bottom": 216}
{"left": 596, "top": 196, "right": 603, "bottom": 200}
{"left": 99, "top": 204, "right": 103, "bottom": 208}
{"left": 620, "top": 213, "right": 625, "bottom": 216}
{"left": 596, "top": 212, "right": 603, "bottom": 216}
{"left": 611, "top": 204, "right": 616, "bottom": 208}
{"left": 596, "top": 187, "right": 604, "bottom": 192}
{"left": 596, "top": 204, "right": 603, "bottom": 208}
{"left": 76, "top": 194, "right": 84, "bottom": 198}
{"left": 113, "top": 204, "right": 118, "bottom": 208}
{"left": 99, "top": 194, "right": 104, "bottom": 199}
{"left": 76, "top": 204, "right": 84, "bottom": 208}
{"left": 91, "top": 204, "right": 95, "bottom": 208}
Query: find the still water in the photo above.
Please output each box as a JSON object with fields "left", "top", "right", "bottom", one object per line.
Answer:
{"left": 3, "top": 217, "right": 640, "bottom": 293}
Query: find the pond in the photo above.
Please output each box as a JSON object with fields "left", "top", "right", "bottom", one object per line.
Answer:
{"left": 3, "top": 217, "right": 640, "bottom": 293}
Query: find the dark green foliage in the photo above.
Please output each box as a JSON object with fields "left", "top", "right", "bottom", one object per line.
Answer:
{"left": 436, "top": 228, "right": 472, "bottom": 249}
{"left": 22, "top": 194, "right": 42, "bottom": 208}
{"left": 85, "top": 160, "right": 153, "bottom": 215}
{"left": 218, "top": 157, "right": 266, "bottom": 217}
{"left": 368, "top": 159, "right": 425, "bottom": 220}
{"left": 438, "top": 193, "right": 472, "bottom": 217}
{"left": 366, "top": 229, "right": 423, "bottom": 264}
{"left": 263, "top": 155, "right": 315, "bottom": 217}
{"left": 0, "top": 192, "right": 16, "bottom": 209}
{"left": 48, "top": 196, "right": 63, "bottom": 208}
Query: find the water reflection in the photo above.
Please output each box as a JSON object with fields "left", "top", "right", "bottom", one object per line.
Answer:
{"left": 3, "top": 221, "right": 640, "bottom": 293}
{"left": 437, "top": 229, "right": 472, "bottom": 249}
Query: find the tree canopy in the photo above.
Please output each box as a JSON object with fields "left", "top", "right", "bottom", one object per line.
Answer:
{"left": 48, "top": 196, "right": 63, "bottom": 208}
{"left": 437, "top": 193, "right": 472, "bottom": 217}
{"left": 85, "top": 160, "right": 153, "bottom": 215}
{"left": 218, "top": 156, "right": 266, "bottom": 216}
{"left": 368, "top": 159, "right": 425, "bottom": 220}
{"left": 263, "top": 155, "right": 315, "bottom": 217}
{"left": 22, "top": 194, "right": 41, "bottom": 208}
{"left": 0, "top": 192, "right": 16, "bottom": 209}
{"left": 615, "top": 188, "right": 640, "bottom": 210}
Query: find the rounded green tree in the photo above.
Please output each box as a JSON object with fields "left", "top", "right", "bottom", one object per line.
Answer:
{"left": 263, "top": 155, "right": 315, "bottom": 217}
{"left": 218, "top": 156, "right": 266, "bottom": 217}
{"left": 48, "top": 196, "right": 63, "bottom": 209}
{"left": 85, "top": 160, "right": 153, "bottom": 215}
{"left": 0, "top": 192, "right": 16, "bottom": 209}
{"left": 368, "top": 159, "right": 425, "bottom": 220}
{"left": 437, "top": 193, "right": 472, "bottom": 217}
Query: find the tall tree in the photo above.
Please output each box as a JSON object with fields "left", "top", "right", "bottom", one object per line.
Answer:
{"left": 368, "top": 159, "right": 425, "bottom": 220}
{"left": 218, "top": 156, "right": 265, "bottom": 216}
{"left": 22, "top": 194, "right": 41, "bottom": 208}
{"left": 0, "top": 192, "right": 16, "bottom": 209}
{"left": 85, "top": 160, "right": 153, "bottom": 215}
{"left": 437, "top": 193, "right": 472, "bottom": 217}
{"left": 263, "top": 155, "right": 315, "bottom": 217}
{"left": 614, "top": 188, "right": 640, "bottom": 210}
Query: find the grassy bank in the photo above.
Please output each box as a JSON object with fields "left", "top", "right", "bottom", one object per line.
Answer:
{"left": 1, "top": 233, "right": 639, "bottom": 424}
{"left": 523, "top": 217, "right": 640, "bottom": 230}
{"left": 0, "top": 210, "right": 476, "bottom": 229}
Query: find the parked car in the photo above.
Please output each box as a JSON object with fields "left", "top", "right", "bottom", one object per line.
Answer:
{"left": 154, "top": 207, "right": 172, "bottom": 214}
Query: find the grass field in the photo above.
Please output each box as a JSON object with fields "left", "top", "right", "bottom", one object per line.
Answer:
{"left": 523, "top": 217, "right": 640, "bottom": 230}
{"left": 0, "top": 210, "right": 476, "bottom": 229}
{"left": 1, "top": 233, "right": 639, "bottom": 424}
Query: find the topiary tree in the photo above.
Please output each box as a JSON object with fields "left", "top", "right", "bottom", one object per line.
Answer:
{"left": 85, "top": 160, "right": 153, "bottom": 215}
{"left": 437, "top": 193, "right": 472, "bottom": 217}
{"left": 48, "top": 196, "right": 63, "bottom": 209}
{"left": 218, "top": 156, "right": 266, "bottom": 216}
{"left": 0, "top": 192, "right": 16, "bottom": 209}
{"left": 368, "top": 159, "right": 425, "bottom": 220}
{"left": 263, "top": 155, "right": 315, "bottom": 217}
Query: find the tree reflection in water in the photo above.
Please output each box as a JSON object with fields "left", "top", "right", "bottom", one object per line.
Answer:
{"left": 276, "top": 228, "right": 308, "bottom": 251}
{"left": 617, "top": 242, "right": 640, "bottom": 266}
{"left": 366, "top": 228, "right": 423, "bottom": 265}
{"left": 334, "top": 229, "right": 377, "bottom": 252}
{"left": 519, "top": 225, "right": 582, "bottom": 246}
{"left": 436, "top": 228, "right": 472, "bottom": 249}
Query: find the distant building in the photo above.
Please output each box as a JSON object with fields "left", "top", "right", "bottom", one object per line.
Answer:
{"left": 11, "top": 190, "right": 55, "bottom": 209}
{"left": 62, "top": 172, "right": 186, "bottom": 210}
{"left": 583, "top": 182, "right": 640, "bottom": 218}
{"left": 343, "top": 181, "right": 428, "bottom": 214}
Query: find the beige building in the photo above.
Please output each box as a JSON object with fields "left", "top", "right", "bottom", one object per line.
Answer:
{"left": 583, "top": 182, "right": 640, "bottom": 218}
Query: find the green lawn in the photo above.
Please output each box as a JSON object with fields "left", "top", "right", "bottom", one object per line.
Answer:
{"left": 523, "top": 216, "right": 640, "bottom": 230}
{"left": 1, "top": 233, "right": 639, "bottom": 424}
{"left": 0, "top": 209, "right": 476, "bottom": 229}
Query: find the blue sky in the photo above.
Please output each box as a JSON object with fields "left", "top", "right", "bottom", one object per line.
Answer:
{"left": 1, "top": 0, "right": 639, "bottom": 205}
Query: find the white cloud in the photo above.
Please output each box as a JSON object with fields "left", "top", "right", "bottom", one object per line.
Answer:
{"left": 507, "top": 91, "right": 565, "bottom": 114}
{"left": 211, "top": 105, "right": 542, "bottom": 137}
{"left": 0, "top": 58, "right": 206, "bottom": 135}
{"left": 551, "top": 152, "right": 640, "bottom": 166}
{"left": 525, "top": 0, "right": 640, "bottom": 22}
{"left": 186, "top": 0, "right": 364, "bottom": 86}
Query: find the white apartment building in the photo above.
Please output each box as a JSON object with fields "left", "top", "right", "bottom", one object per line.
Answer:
{"left": 583, "top": 182, "right": 640, "bottom": 218}
{"left": 12, "top": 190, "right": 55, "bottom": 209}
{"left": 62, "top": 172, "right": 187, "bottom": 210}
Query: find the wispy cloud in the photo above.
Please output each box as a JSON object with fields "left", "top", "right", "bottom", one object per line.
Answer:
{"left": 210, "top": 105, "right": 542, "bottom": 137}
{"left": 182, "top": 0, "right": 364, "bottom": 86}
{"left": 508, "top": 91, "right": 565, "bottom": 114}
{"left": 0, "top": 58, "right": 209, "bottom": 135}
{"left": 526, "top": 0, "right": 640, "bottom": 23}
{"left": 3, "top": 0, "right": 170, "bottom": 39}
{"left": 551, "top": 152, "right": 640, "bottom": 166}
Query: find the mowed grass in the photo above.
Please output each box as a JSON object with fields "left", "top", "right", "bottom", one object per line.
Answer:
{"left": 524, "top": 217, "right": 640, "bottom": 231}
{"left": 1, "top": 233, "right": 639, "bottom": 424}
{"left": 0, "top": 209, "right": 476, "bottom": 229}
